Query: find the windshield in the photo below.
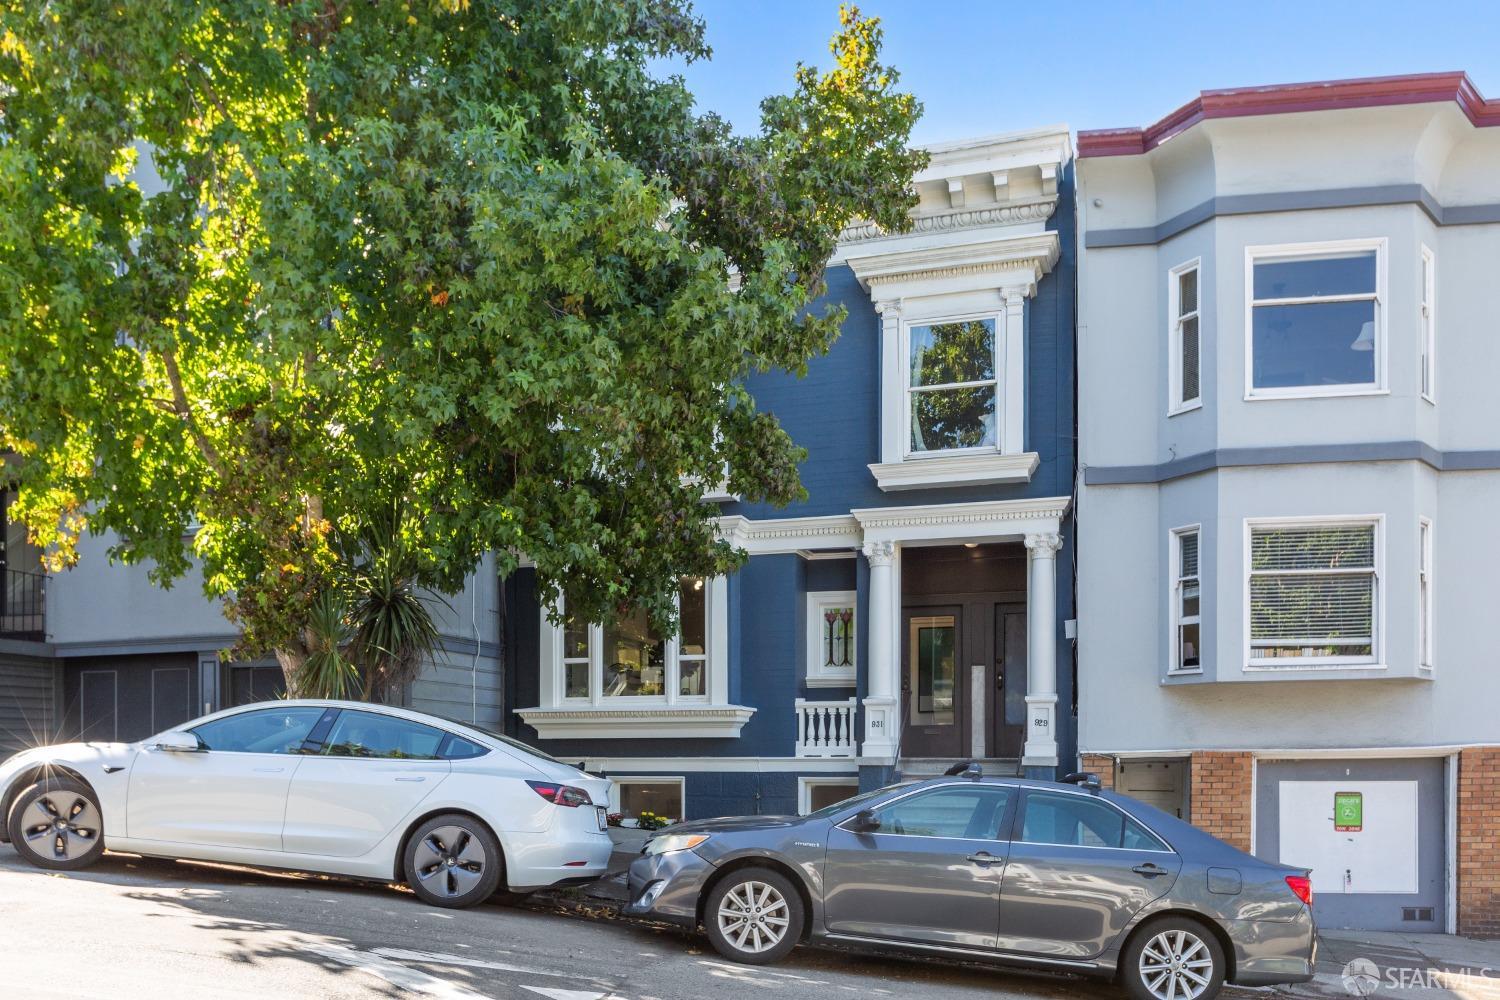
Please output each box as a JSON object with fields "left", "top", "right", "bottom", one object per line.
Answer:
{"left": 424, "top": 713, "right": 564, "bottom": 765}
{"left": 806, "top": 782, "right": 916, "bottom": 820}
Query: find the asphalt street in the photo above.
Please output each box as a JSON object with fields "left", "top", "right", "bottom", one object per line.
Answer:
{"left": 0, "top": 847, "right": 1129, "bottom": 1000}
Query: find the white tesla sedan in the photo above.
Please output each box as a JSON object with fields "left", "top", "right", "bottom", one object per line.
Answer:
{"left": 0, "top": 700, "right": 613, "bottom": 908}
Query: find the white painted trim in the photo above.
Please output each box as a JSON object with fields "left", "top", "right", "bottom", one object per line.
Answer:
{"left": 1444, "top": 752, "right": 1458, "bottom": 934}
{"left": 1168, "top": 524, "right": 1202, "bottom": 676}
{"left": 718, "top": 514, "right": 861, "bottom": 555}
{"left": 608, "top": 776, "right": 685, "bottom": 820}
{"left": 1242, "top": 514, "right": 1385, "bottom": 670}
{"left": 798, "top": 775, "right": 863, "bottom": 815}
{"left": 1083, "top": 745, "right": 1495, "bottom": 760}
{"left": 581, "top": 756, "right": 863, "bottom": 774}
{"left": 1249, "top": 755, "right": 1259, "bottom": 855}
{"left": 1243, "top": 238, "right": 1388, "bottom": 400}
{"left": 854, "top": 496, "right": 1070, "bottom": 545}
{"left": 1167, "top": 257, "right": 1202, "bottom": 416}
{"left": 868, "top": 451, "right": 1038, "bottom": 491}
{"left": 1420, "top": 243, "right": 1437, "bottom": 405}
{"left": 516, "top": 705, "right": 756, "bottom": 740}
{"left": 806, "top": 590, "right": 858, "bottom": 687}
{"left": 1418, "top": 516, "right": 1435, "bottom": 671}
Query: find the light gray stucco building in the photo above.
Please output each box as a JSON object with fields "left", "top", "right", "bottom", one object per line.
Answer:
{"left": 1074, "top": 72, "right": 1500, "bottom": 937}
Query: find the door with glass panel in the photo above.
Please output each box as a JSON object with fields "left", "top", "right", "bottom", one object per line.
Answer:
{"left": 901, "top": 606, "right": 963, "bottom": 757}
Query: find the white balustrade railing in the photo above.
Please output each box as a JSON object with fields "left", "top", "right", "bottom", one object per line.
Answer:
{"left": 795, "top": 698, "right": 859, "bottom": 757}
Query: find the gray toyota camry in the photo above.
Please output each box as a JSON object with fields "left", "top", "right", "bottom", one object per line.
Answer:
{"left": 624, "top": 769, "right": 1316, "bottom": 1000}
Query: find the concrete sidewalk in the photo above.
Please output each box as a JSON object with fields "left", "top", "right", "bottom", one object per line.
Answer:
{"left": 1282, "top": 929, "right": 1500, "bottom": 1000}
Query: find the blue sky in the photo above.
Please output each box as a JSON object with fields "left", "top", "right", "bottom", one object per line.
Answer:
{"left": 664, "top": 1, "right": 1500, "bottom": 144}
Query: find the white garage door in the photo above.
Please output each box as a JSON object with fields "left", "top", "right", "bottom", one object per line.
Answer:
{"left": 1278, "top": 780, "right": 1419, "bottom": 894}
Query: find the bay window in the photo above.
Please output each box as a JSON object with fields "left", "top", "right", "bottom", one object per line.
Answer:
{"left": 558, "top": 577, "right": 709, "bottom": 703}
{"left": 1247, "top": 518, "right": 1380, "bottom": 667}
{"left": 1246, "top": 240, "right": 1385, "bottom": 397}
{"left": 1171, "top": 527, "right": 1201, "bottom": 672}
{"left": 1169, "top": 260, "right": 1201, "bottom": 413}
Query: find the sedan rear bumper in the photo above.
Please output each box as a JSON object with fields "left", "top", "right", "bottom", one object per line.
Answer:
{"left": 622, "top": 848, "right": 712, "bottom": 926}
{"left": 1227, "top": 908, "right": 1318, "bottom": 985}
{"left": 506, "top": 831, "right": 614, "bottom": 891}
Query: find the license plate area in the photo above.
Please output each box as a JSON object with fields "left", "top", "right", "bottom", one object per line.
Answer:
{"left": 596, "top": 806, "right": 608, "bottom": 831}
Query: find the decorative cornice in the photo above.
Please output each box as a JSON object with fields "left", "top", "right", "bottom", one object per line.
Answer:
{"left": 852, "top": 496, "right": 1071, "bottom": 532}
{"left": 717, "top": 513, "right": 861, "bottom": 554}
{"left": 868, "top": 451, "right": 1039, "bottom": 492}
{"left": 515, "top": 704, "right": 757, "bottom": 740}
{"left": 1079, "top": 71, "right": 1500, "bottom": 159}
{"left": 1024, "top": 531, "right": 1064, "bottom": 556}
{"left": 861, "top": 539, "right": 896, "bottom": 566}
{"left": 846, "top": 232, "right": 1061, "bottom": 296}
{"left": 840, "top": 199, "right": 1057, "bottom": 244}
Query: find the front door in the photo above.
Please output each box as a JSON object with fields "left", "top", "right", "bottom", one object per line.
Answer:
{"left": 823, "top": 783, "right": 1015, "bottom": 948}
{"left": 990, "top": 604, "right": 1028, "bottom": 758}
{"left": 126, "top": 705, "right": 327, "bottom": 850}
{"left": 901, "top": 607, "right": 963, "bottom": 758}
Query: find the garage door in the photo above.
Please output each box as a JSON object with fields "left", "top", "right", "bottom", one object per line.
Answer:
{"left": 1256, "top": 757, "right": 1445, "bottom": 932}
{"left": 0, "top": 656, "right": 58, "bottom": 754}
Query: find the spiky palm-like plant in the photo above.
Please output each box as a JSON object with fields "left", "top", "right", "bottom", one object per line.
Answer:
{"left": 296, "top": 589, "right": 361, "bottom": 700}
{"left": 344, "top": 506, "right": 448, "bottom": 703}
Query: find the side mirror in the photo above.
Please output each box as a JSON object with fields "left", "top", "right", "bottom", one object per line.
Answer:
{"left": 153, "top": 731, "right": 204, "bottom": 753}
{"left": 849, "top": 808, "right": 881, "bottom": 833}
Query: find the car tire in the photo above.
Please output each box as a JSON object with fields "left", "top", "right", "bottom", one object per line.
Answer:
{"left": 1120, "top": 916, "right": 1226, "bottom": 1000}
{"left": 703, "top": 867, "right": 804, "bottom": 965}
{"left": 5, "top": 776, "right": 106, "bottom": 871}
{"left": 403, "top": 814, "right": 504, "bottom": 909}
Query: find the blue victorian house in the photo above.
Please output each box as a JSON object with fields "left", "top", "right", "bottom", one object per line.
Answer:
{"left": 502, "top": 126, "right": 1078, "bottom": 822}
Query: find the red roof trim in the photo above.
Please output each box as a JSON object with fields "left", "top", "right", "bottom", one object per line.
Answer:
{"left": 1078, "top": 72, "right": 1500, "bottom": 158}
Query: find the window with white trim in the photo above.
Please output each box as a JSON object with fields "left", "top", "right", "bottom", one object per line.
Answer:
{"left": 1247, "top": 240, "right": 1384, "bottom": 396}
{"left": 1169, "top": 260, "right": 1201, "bottom": 413}
{"left": 612, "top": 778, "right": 684, "bottom": 825}
{"left": 1420, "top": 245, "right": 1436, "bottom": 402}
{"left": 1247, "top": 519, "right": 1379, "bottom": 666}
{"left": 1419, "top": 518, "right": 1433, "bottom": 669}
{"left": 806, "top": 590, "right": 857, "bottom": 687}
{"left": 1171, "top": 527, "right": 1201, "bottom": 672}
{"left": 556, "top": 577, "right": 710, "bottom": 703}
{"left": 906, "top": 316, "right": 999, "bottom": 453}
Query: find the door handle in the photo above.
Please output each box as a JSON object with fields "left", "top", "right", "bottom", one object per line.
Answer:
{"left": 394, "top": 776, "right": 427, "bottom": 782}
{"left": 253, "top": 767, "right": 285, "bottom": 773}
{"left": 966, "top": 852, "right": 1000, "bottom": 865}
{"left": 1132, "top": 863, "right": 1169, "bottom": 877}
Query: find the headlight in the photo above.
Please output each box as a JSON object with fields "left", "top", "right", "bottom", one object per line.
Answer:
{"left": 644, "top": 833, "right": 711, "bottom": 856}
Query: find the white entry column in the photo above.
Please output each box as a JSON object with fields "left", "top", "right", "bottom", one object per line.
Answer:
{"left": 1023, "top": 532, "right": 1062, "bottom": 769}
{"left": 861, "top": 539, "right": 899, "bottom": 761}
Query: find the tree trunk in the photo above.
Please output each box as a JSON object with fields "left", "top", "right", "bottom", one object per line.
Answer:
{"left": 275, "top": 644, "right": 308, "bottom": 698}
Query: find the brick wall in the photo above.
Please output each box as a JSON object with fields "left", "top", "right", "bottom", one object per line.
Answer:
{"left": 1189, "top": 751, "right": 1253, "bottom": 852}
{"left": 1459, "top": 747, "right": 1500, "bottom": 938}
{"left": 1081, "top": 753, "right": 1116, "bottom": 790}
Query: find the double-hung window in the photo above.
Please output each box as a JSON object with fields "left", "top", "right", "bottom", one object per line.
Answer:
{"left": 907, "top": 316, "right": 999, "bottom": 453}
{"left": 1171, "top": 527, "right": 1201, "bottom": 672}
{"left": 1169, "top": 261, "right": 1201, "bottom": 413}
{"left": 557, "top": 577, "right": 710, "bottom": 703}
{"left": 1420, "top": 245, "right": 1436, "bottom": 402}
{"left": 1246, "top": 240, "right": 1385, "bottom": 397}
{"left": 1247, "top": 519, "right": 1380, "bottom": 667}
{"left": 1418, "top": 518, "right": 1434, "bottom": 669}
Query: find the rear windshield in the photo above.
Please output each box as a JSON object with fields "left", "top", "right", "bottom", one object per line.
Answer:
{"left": 424, "top": 713, "right": 563, "bottom": 765}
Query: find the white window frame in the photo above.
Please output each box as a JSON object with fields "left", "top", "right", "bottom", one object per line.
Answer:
{"left": 806, "top": 590, "right": 858, "bottom": 688}
{"left": 901, "top": 311, "right": 1005, "bottom": 459}
{"left": 1420, "top": 244, "right": 1436, "bottom": 404}
{"left": 1168, "top": 259, "right": 1203, "bottom": 415}
{"left": 1169, "top": 525, "right": 1203, "bottom": 674}
{"left": 1243, "top": 238, "right": 1388, "bottom": 401}
{"left": 797, "top": 776, "right": 861, "bottom": 816}
{"left": 1419, "top": 517, "right": 1434, "bottom": 671}
{"left": 541, "top": 578, "right": 727, "bottom": 708}
{"left": 1243, "top": 515, "right": 1385, "bottom": 670}
{"left": 609, "top": 777, "right": 686, "bottom": 823}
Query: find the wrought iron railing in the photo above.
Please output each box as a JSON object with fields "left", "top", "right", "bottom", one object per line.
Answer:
{"left": 0, "top": 568, "right": 45, "bottom": 640}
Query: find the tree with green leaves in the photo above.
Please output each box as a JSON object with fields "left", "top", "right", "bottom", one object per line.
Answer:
{"left": 0, "top": 0, "right": 925, "bottom": 691}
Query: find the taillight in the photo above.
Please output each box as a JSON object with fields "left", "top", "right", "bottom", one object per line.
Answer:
{"left": 1285, "top": 874, "right": 1313, "bottom": 906}
{"left": 526, "top": 780, "right": 593, "bottom": 808}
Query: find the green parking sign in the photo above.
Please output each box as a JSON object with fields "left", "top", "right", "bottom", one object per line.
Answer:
{"left": 1334, "top": 791, "right": 1363, "bottom": 832}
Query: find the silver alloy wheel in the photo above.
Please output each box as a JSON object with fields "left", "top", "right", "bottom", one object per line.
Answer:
{"left": 715, "top": 880, "right": 790, "bottom": 955}
{"left": 412, "top": 825, "right": 487, "bottom": 899}
{"left": 1139, "top": 928, "right": 1215, "bottom": 1000}
{"left": 20, "top": 791, "right": 101, "bottom": 862}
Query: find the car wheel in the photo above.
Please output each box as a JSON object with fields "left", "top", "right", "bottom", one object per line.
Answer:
{"left": 5, "top": 776, "right": 106, "bottom": 871}
{"left": 403, "top": 814, "right": 504, "bottom": 909}
{"left": 1121, "top": 916, "right": 1226, "bottom": 1000}
{"left": 703, "top": 867, "right": 804, "bottom": 965}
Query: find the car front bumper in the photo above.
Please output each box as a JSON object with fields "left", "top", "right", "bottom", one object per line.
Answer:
{"left": 622, "top": 848, "right": 714, "bottom": 926}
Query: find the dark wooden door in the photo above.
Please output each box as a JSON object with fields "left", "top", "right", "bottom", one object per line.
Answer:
{"left": 990, "top": 604, "right": 1028, "bottom": 758}
{"left": 901, "top": 605, "right": 964, "bottom": 758}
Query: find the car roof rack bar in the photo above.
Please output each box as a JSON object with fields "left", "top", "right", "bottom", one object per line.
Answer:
{"left": 1060, "top": 771, "right": 1103, "bottom": 794}
{"left": 943, "top": 761, "right": 983, "bottom": 780}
